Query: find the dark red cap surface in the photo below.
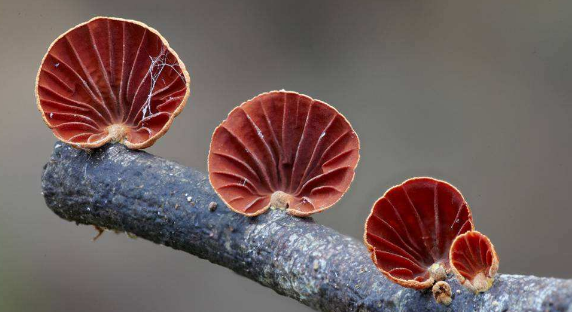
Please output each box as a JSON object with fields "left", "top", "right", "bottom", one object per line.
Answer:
{"left": 36, "top": 17, "right": 190, "bottom": 149}
{"left": 208, "top": 91, "right": 360, "bottom": 216}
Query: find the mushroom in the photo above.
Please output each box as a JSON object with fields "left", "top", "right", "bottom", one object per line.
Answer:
{"left": 36, "top": 17, "right": 190, "bottom": 149}
{"left": 432, "top": 281, "right": 452, "bottom": 306}
{"left": 364, "top": 177, "right": 474, "bottom": 289}
{"left": 449, "top": 230, "right": 499, "bottom": 293}
{"left": 208, "top": 90, "right": 360, "bottom": 216}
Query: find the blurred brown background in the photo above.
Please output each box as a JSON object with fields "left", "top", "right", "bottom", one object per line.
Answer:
{"left": 1, "top": 0, "right": 571, "bottom": 311}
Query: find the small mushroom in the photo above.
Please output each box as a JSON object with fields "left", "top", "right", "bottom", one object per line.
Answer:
{"left": 432, "top": 281, "right": 452, "bottom": 306}
{"left": 449, "top": 231, "right": 499, "bottom": 293}
{"left": 36, "top": 17, "right": 190, "bottom": 149}
{"left": 364, "top": 177, "right": 474, "bottom": 289}
{"left": 208, "top": 90, "right": 360, "bottom": 216}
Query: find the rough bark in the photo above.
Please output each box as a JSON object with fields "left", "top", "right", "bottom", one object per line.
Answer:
{"left": 41, "top": 142, "right": 572, "bottom": 312}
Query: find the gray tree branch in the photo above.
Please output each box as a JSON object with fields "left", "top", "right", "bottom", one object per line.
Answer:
{"left": 41, "top": 142, "right": 572, "bottom": 312}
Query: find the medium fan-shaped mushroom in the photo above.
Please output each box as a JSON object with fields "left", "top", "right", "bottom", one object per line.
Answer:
{"left": 364, "top": 177, "right": 474, "bottom": 289}
{"left": 208, "top": 91, "right": 360, "bottom": 217}
{"left": 36, "top": 17, "right": 190, "bottom": 149}
{"left": 450, "top": 231, "right": 499, "bottom": 293}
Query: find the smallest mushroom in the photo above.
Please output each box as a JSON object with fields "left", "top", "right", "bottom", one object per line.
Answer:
{"left": 449, "top": 231, "right": 499, "bottom": 293}
{"left": 432, "top": 281, "right": 452, "bottom": 306}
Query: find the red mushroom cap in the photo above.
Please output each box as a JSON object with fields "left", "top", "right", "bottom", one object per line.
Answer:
{"left": 208, "top": 90, "right": 360, "bottom": 217}
{"left": 364, "top": 177, "right": 474, "bottom": 289}
{"left": 36, "top": 17, "right": 190, "bottom": 149}
{"left": 450, "top": 231, "right": 499, "bottom": 293}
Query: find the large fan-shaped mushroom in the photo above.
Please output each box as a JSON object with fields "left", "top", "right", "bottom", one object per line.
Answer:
{"left": 36, "top": 17, "right": 190, "bottom": 149}
{"left": 364, "top": 177, "right": 474, "bottom": 289}
{"left": 208, "top": 90, "right": 360, "bottom": 217}
{"left": 450, "top": 231, "right": 499, "bottom": 293}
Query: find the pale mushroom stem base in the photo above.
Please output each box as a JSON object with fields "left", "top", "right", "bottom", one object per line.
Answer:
{"left": 41, "top": 142, "right": 572, "bottom": 312}
{"left": 429, "top": 262, "right": 448, "bottom": 282}
{"left": 106, "top": 124, "right": 128, "bottom": 143}
{"left": 270, "top": 191, "right": 291, "bottom": 210}
{"left": 463, "top": 272, "right": 495, "bottom": 294}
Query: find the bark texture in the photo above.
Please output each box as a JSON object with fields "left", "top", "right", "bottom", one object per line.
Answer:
{"left": 41, "top": 142, "right": 572, "bottom": 312}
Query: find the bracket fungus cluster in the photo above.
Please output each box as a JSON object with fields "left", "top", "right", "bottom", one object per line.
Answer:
{"left": 364, "top": 177, "right": 499, "bottom": 305}
{"left": 208, "top": 91, "right": 360, "bottom": 216}
{"left": 36, "top": 17, "right": 190, "bottom": 149}
{"left": 35, "top": 16, "right": 508, "bottom": 310}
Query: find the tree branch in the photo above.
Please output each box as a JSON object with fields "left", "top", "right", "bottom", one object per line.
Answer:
{"left": 41, "top": 142, "right": 572, "bottom": 312}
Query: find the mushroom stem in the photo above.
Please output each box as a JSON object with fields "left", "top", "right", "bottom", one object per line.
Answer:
{"left": 107, "top": 124, "right": 128, "bottom": 143}
{"left": 429, "top": 262, "right": 448, "bottom": 282}
{"left": 465, "top": 272, "right": 494, "bottom": 294}
{"left": 270, "top": 191, "right": 291, "bottom": 209}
